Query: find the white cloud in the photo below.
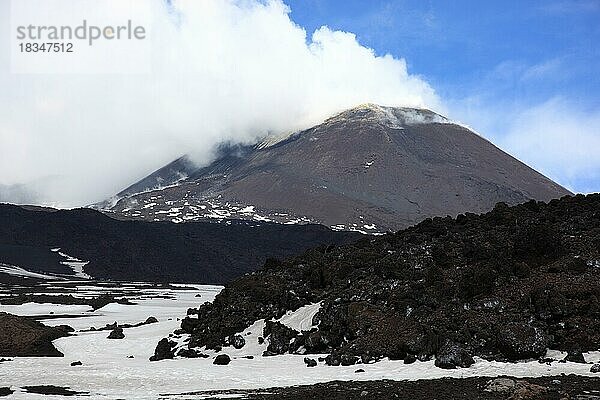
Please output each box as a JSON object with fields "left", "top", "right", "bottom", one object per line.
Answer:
{"left": 500, "top": 98, "right": 600, "bottom": 193}
{"left": 0, "top": 0, "right": 441, "bottom": 207}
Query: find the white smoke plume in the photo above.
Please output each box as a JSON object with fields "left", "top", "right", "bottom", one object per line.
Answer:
{"left": 0, "top": 0, "right": 441, "bottom": 207}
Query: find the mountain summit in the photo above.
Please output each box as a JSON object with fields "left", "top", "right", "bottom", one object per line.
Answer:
{"left": 100, "top": 104, "right": 570, "bottom": 231}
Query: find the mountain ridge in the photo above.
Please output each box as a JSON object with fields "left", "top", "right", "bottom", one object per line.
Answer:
{"left": 0, "top": 203, "right": 359, "bottom": 283}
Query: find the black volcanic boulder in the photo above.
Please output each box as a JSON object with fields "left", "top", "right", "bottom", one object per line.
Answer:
{"left": 404, "top": 354, "right": 417, "bottom": 364}
{"left": 434, "top": 342, "right": 475, "bottom": 369}
{"left": 563, "top": 350, "right": 586, "bottom": 364}
{"left": 177, "top": 348, "right": 208, "bottom": 358}
{"left": 340, "top": 354, "right": 359, "bottom": 366}
{"left": 181, "top": 316, "right": 201, "bottom": 333}
{"left": 213, "top": 354, "right": 231, "bottom": 365}
{"left": 263, "top": 321, "right": 299, "bottom": 356}
{"left": 497, "top": 323, "right": 550, "bottom": 361}
{"left": 149, "top": 338, "right": 176, "bottom": 361}
{"left": 228, "top": 334, "right": 245, "bottom": 350}
{"left": 304, "top": 330, "right": 327, "bottom": 353}
{"left": 107, "top": 327, "right": 125, "bottom": 339}
{"left": 304, "top": 357, "right": 317, "bottom": 367}
{"left": 0, "top": 312, "right": 70, "bottom": 357}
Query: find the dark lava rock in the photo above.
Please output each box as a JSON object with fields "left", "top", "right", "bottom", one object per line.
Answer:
{"left": 70, "top": 361, "right": 82, "bottom": 366}
{"left": 107, "top": 327, "right": 125, "bottom": 339}
{"left": 0, "top": 312, "right": 69, "bottom": 357}
{"left": 177, "top": 348, "right": 208, "bottom": 358}
{"left": 160, "top": 195, "right": 600, "bottom": 365}
{"left": 591, "top": 364, "right": 600, "bottom": 373}
{"left": 563, "top": 350, "right": 586, "bottom": 363}
{"left": 263, "top": 321, "right": 299, "bottom": 355}
{"left": 340, "top": 354, "right": 359, "bottom": 366}
{"left": 0, "top": 294, "right": 131, "bottom": 311}
{"left": 304, "top": 357, "right": 317, "bottom": 367}
{"left": 0, "top": 387, "right": 13, "bottom": 397}
{"left": 355, "top": 369, "right": 365, "bottom": 373}
{"left": 230, "top": 334, "right": 246, "bottom": 349}
{"left": 323, "top": 353, "right": 358, "bottom": 366}
{"left": 324, "top": 354, "right": 341, "bottom": 366}
{"left": 55, "top": 325, "right": 75, "bottom": 333}
{"left": 87, "top": 317, "right": 160, "bottom": 333}
{"left": 149, "top": 338, "right": 176, "bottom": 361}
{"left": 404, "top": 354, "right": 417, "bottom": 364}
{"left": 23, "top": 385, "right": 88, "bottom": 396}
{"left": 189, "top": 376, "right": 600, "bottom": 400}
{"left": 360, "top": 354, "right": 376, "bottom": 364}
{"left": 497, "top": 323, "right": 549, "bottom": 361}
{"left": 304, "top": 331, "right": 327, "bottom": 353}
{"left": 181, "top": 316, "right": 201, "bottom": 333}
{"left": 434, "top": 342, "right": 474, "bottom": 369}
{"left": 88, "top": 294, "right": 133, "bottom": 310}
{"left": 213, "top": 354, "right": 231, "bottom": 365}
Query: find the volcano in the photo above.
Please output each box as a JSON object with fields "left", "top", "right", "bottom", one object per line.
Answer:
{"left": 100, "top": 104, "right": 570, "bottom": 231}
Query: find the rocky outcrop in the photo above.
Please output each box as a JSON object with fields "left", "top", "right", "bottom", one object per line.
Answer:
{"left": 497, "top": 323, "right": 550, "bottom": 360}
{"left": 84, "top": 316, "right": 158, "bottom": 333}
{"left": 263, "top": 321, "right": 299, "bottom": 356}
{"left": 304, "top": 357, "right": 317, "bottom": 367}
{"left": 0, "top": 312, "right": 70, "bottom": 357}
{"left": 0, "top": 294, "right": 132, "bottom": 310}
{"left": 149, "top": 338, "right": 176, "bottom": 361}
{"left": 434, "top": 342, "right": 474, "bottom": 369}
{"left": 107, "top": 327, "right": 125, "bottom": 339}
{"left": 213, "top": 354, "right": 231, "bottom": 365}
{"left": 165, "top": 195, "right": 600, "bottom": 366}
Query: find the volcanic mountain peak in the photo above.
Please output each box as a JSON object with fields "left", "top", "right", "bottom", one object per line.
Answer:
{"left": 258, "top": 104, "right": 450, "bottom": 149}
{"left": 324, "top": 103, "right": 451, "bottom": 129}
{"left": 99, "top": 104, "right": 570, "bottom": 231}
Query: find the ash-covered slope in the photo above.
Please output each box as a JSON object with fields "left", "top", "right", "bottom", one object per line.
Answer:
{"left": 101, "top": 104, "right": 570, "bottom": 232}
{"left": 0, "top": 204, "right": 359, "bottom": 284}
{"left": 161, "top": 194, "right": 600, "bottom": 366}
{"left": 0, "top": 313, "right": 71, "bottom": 357}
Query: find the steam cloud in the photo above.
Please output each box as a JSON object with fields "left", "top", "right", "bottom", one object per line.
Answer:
{"left": 0, "top": 0, "right": 441, "bottom": 207}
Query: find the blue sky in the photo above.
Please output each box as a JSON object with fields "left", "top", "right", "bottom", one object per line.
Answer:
{"left": 286, "top": 0, "right": 600, "bottom": 193}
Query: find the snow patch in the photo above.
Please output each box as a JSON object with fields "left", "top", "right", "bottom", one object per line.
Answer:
{"left": 275, "top": 302, "right": 321, "bottom": 332}
{"left": 55, "top": 250, "right": 92, "bottom": 279}
{"left": 0, "top": 263, "right": 62, "bottom": 280}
